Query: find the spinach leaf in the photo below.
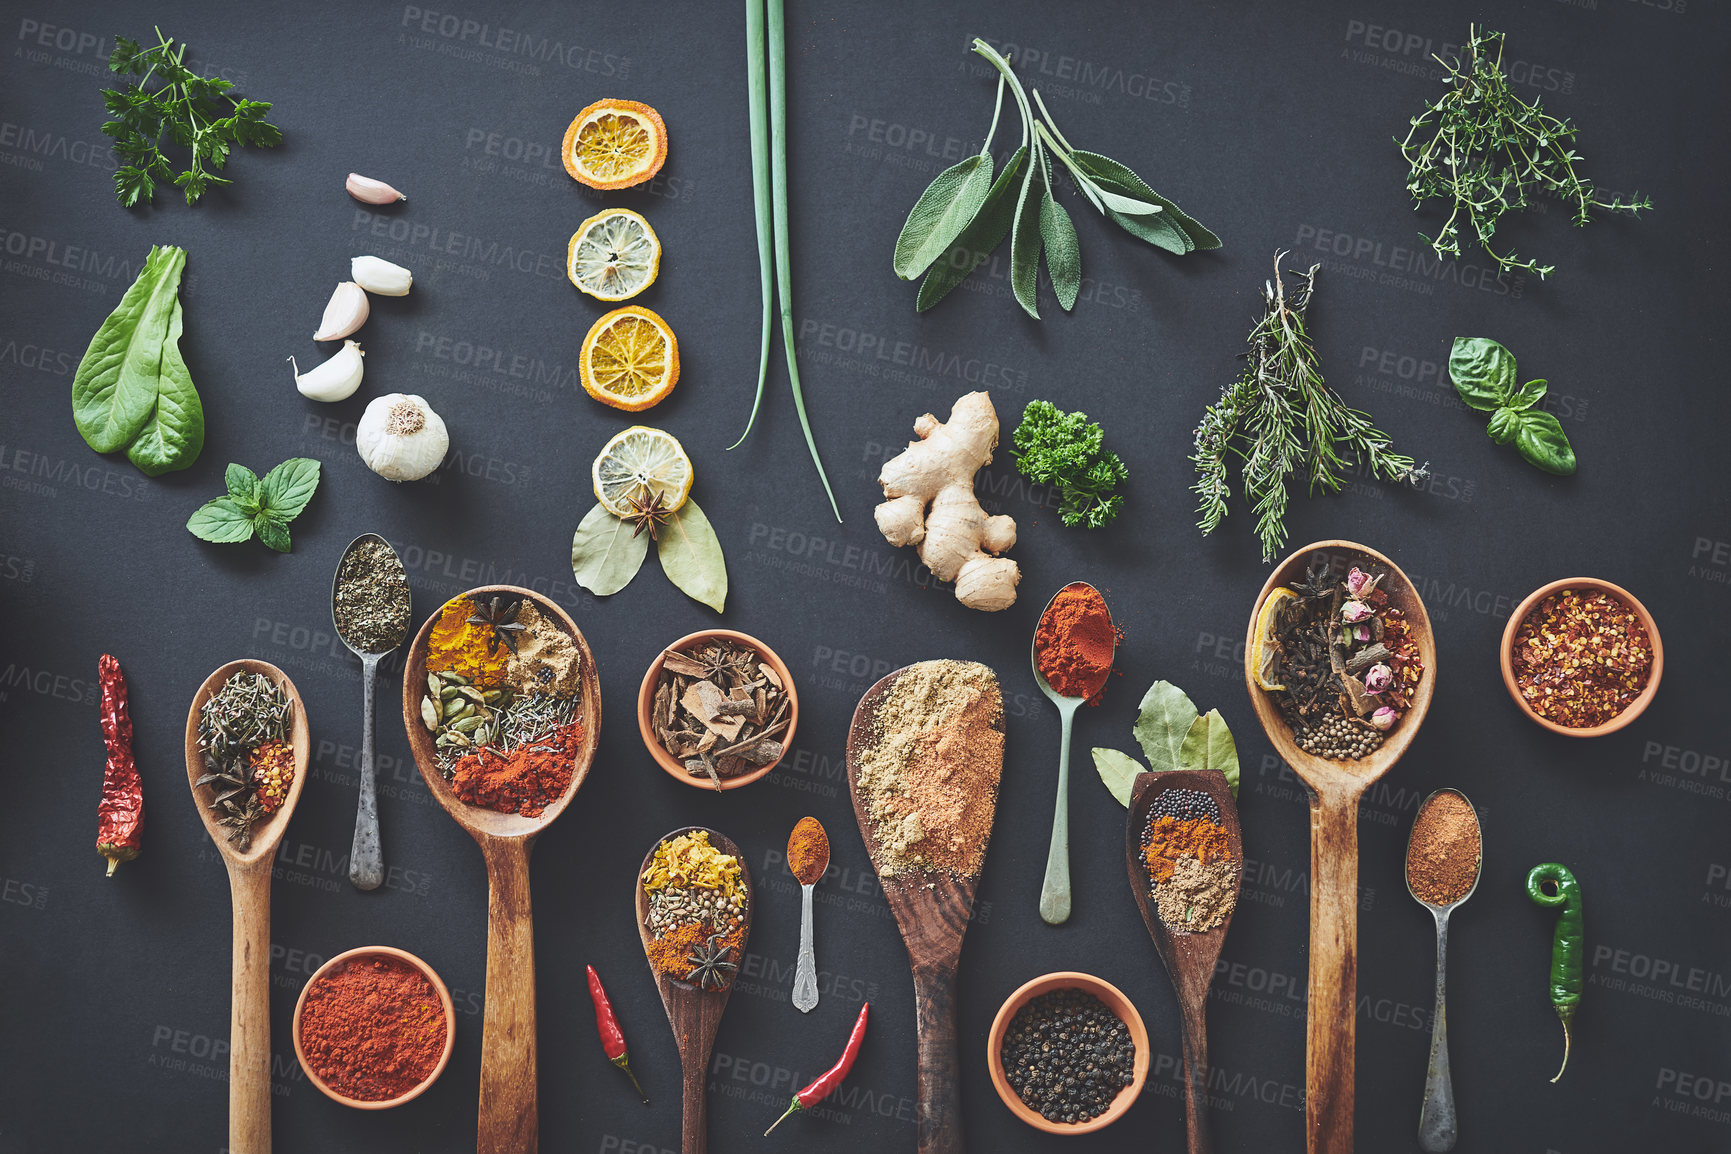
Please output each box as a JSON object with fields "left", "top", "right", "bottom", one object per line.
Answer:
{"left": 123, "top": 298, "right": 204, "bottom": 476}
{"left": 185, "top": 459, "right": 320, "bottom": 550}
{"left": 73, "top": 245, "right": 187, "bottom": 453}
{"left": 1514, "top": 410, "right": 1577, "bottom": 475}
{"left": 1448, "top": 336, "right": 1518, "bottom": 410}
{"left": 917, "top": 146, "right": 1027, "bottom": 312}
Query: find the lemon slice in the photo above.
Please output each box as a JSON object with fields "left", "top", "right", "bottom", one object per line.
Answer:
{"left": 568, "top": 209, "right": 661, "bottom": 302}
{"left": 580, "top": 305, "right": 680, "bottom": 412}
{"left": 1252, "top": 587, "right": 1297, "bottom": 691}
{"left": 592, "top": 426, "right": 692, "bottom": 517}
{"left": 562, "top": 99, "right": 667, "bottom": 190}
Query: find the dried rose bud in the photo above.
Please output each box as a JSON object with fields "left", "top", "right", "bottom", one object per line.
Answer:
{"left": 1346, "top": 567, "right": 1372, "bottom": 596}
{"left": 1341, "top": 600, "right": 1373, "bottom": 624}
{"left": 1370, "top": 706, "right": 1398, "bottom": 731}
{"left": 1364, "top": 664, "right": 1394, "bottom": 694}
{"left": 1353, "top": 624, "right": 1373, "bottom": 643}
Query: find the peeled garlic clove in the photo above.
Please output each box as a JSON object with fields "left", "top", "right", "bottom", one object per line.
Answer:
{"left": 314, "top": 282, "right": 369, "bottom": 341}
{"left": 346, "top": 173, "right": 406, "bottom": 204}
{"left": 290, "top": 341, "right": 365, "bottom": 403}
{"left": 351, "top": 255, "right": 413, "bottom": 297}
{"left": 356, "top": 393, "right": 449, "bottom": 482}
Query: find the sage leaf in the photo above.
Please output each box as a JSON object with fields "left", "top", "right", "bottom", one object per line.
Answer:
{"left": 254, "top": 516, "right": 292, "bottom": 554}
{"left": 1508, "top": 378, "right": 1547, "bottom": 411}
{"left": 657, "top": 498, "right": 727, "bottom": 612}
{"left": 258, "top": 458, "right": 322, "bottom": 520}
{"left": 1177, "top": 708, "right": 1240, "bottom": 796}
{"left": 1010, "top": 140, "right": 1044, "bottom": 319}
{"left": 1089, "top": 185, "right": 1162, "bottom": 216}
{"left": 225, "top": 462, "right": 260, "bottom": 506}
{"left": 1069, "top": 151, "right": 1221, "bottom": 250}
{"left": 1039, "top": 158, "right": 1081, "bottom": 311}
{"left": 917, "top": 146, "right": 1026, "bottom": 312}
{"left": 1092, "top": 747, "right": 1145, "bottom": 807}
{"left": 1132, "top": 680, "right": 1199, "bottom": 774}
{"left": 124, "top": 299, "right": 204, "bottom": 477}
{"left": 893, "top": 154, "right": 995, "bottom": 280}
{"left": 1448, "top": 337, "right": 1518, "bottom": 410}
{"left": 72, "top": 245, "right": 187, "bottom": 453}
{"left": 186, "top": 497, "right": 256, "bottom": 543}
{"left": 570, "top": 501, "right": 649, "bottom": 596}
{"left": 1513, "top": 410, "right": 1576, "bottom": 475}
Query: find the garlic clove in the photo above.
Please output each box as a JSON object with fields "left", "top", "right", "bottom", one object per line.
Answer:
{"left": 351, "top": 255, "right": 413, "bottom": 297}
{"left": 346, "top": 173, "right": 406, "bottom": 204}
{"left": 314, "top": 282, "right": 370, "bottom": 341}
{"left": 290, "top": 340, "right": 365, "bottom": 403}
{"left": 356, "top": 393, "right": 450, "bottom": 482}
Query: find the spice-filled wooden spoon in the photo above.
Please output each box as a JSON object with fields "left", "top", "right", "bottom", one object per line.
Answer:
{"left": 1126, "top": 769, "right": 1242, "bottom": 1154}
{"left": 787, "top": 816, "right": 830, "bottom": 1013}
{"left": 635, "top": 826, "right": 755, "bottom": 1154}
{"left": 184, "top": 659, "right": 311, "bottom": 1154}
{"left": 330, "top": 533, "right": 410, "bottom": 892}
{"left": 1031, "top": 581, "right": 1116, "bottom": 925}
{"left": 1244, "top": 540, "right": 1437, "bottom": 1154}
{"left": 847, "top": 660, "right": 1005, "bottom": 1154}
{"left": 400, "top": 585, "right": 601, "bottom": 1154}
{"left": 1406, "top": 789, "right": 1483, "bottom": 1153}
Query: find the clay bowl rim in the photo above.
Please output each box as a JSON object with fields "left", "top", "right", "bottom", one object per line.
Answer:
{"left": 636, "top": 629, "right": 799, "bottom": 792}
{"left": 1498, "top": 577, "right": 1663, "bottom": 737}
{"left": 986, "top": 970, "right": 1150, "bottom": 1135}
{"left": 292, "top": 945, "right": 456, "bottom": 1110}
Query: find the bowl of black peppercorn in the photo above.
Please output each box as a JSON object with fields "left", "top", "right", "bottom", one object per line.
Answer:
{"left": 988, "top": 971, "right": 1149, "bottom": 1134}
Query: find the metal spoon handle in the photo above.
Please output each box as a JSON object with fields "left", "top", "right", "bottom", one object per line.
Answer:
{"left": 348, "top": 656, "right": 383, "bottom": 891}
{"left": 792, "top": 882, "right": 819, "bottom": 1013}
{"left": 1418, "top": 910, "right": 1456, "bottom": 1152}
{"left": 1038, "top": 704, "right": 1075, "bottom": 925}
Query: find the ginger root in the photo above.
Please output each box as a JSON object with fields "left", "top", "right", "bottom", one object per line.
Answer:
{"left": 874, "top": 391, "right": 1020, "bottom": 611}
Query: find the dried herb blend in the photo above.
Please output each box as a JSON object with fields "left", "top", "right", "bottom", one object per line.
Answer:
{"left": 1511, "top": 589, "right": 1653, "bottom": 728}
{"left": 1140, "top": 788, "right": 1237, "bottom": 933}
{"left": 642, "top": 831, "right": 748, "bottom": 990}
{"left": 648, "top": 638, "right": 790, "bottom": 789}
{"left": 1000, "top": 989, "right": 1135, "bottom": 1124}
{"left": 297, "top": 955, "right": 446, "bottom": 1102}
{"left": 332, "top": 538, "right": 410, "bottom": 654}
{"left": 195, "top": 671, "right": 293, "bottom": 850}
{"left": 1407, "top": 790, "right": 1481, "bottom": 906}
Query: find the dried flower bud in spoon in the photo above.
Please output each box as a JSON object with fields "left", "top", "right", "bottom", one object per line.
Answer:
{"left": 290, "top": 341, "right": 365, "bottom": 402}
{"left": 346, "top": 173, "right": 406, "bottom": 204}
{"left": 314, "top": 282, "right": 369, "bottom": 341}
{"left": 351, "top": 255, "right": 413, "bottom": 297}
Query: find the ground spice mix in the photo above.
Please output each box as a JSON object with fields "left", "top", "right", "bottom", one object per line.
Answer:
{"left": 298, "top": 956, "right": 447, "bottom": 1102}
{"left": 1512, "top": 588, "right": 1653, "bottom": 728}
{"left": 1407, "top": 789, "right": 1481, "bottom": 905}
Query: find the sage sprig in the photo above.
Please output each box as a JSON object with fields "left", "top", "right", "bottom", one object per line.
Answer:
{"left": 893, "top": 39, "right": 1219, "bottom": 319}
{"left": 1448, "top": 337, "right": 1576, "bottom": 475}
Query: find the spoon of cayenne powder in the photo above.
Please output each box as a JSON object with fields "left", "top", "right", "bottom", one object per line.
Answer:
{"left": 787, "top": 816, "right": 830, "bottom": 1013}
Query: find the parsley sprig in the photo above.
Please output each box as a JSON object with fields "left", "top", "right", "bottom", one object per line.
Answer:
{"left": 1011, "top": 401, "right": 1128, "bottom": 530}
{"left": 101, "top": 29, "right": 281, "bottom": 208}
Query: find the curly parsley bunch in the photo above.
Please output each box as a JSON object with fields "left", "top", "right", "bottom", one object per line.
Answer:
{"left": 1011, "top": 401, "right": 1128, "bottom": 529}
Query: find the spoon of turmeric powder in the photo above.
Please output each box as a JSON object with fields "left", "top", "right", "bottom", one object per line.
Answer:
{"left": 787, "top": 816, "right": 830, "bottom": 1013}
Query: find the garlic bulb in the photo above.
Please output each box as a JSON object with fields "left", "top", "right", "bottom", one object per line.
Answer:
{"left": 290, "top": 340, "right": 365, "bottom": 402}
{"left": 351, "top": 255, "right": 413, "bottom": 297}
{"left": 346, "top": 173, "right": 406, "bottom": 204}
{"left": 314, "top": 282, "right": 369, "bottom": 341}
{"left": 356, "top": 393, "right": 448, "bottom": 481}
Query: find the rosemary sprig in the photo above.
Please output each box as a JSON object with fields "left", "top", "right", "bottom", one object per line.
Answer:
{"left": 1397, "top": 25, "right": 1650, "bottom": 280}
{"left": 1192, "top": 252, "right": 1426, "bottom": 563}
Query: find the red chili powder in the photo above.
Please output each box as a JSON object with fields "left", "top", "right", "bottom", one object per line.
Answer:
{"left": 1035, "top": 584, "right": 1117, "bottom": 701}
{"left": 451, "top": 722, "right": 583, "bottom": 817}
{"left": 298, "top": 956, "right": 447, "bottom": 1101}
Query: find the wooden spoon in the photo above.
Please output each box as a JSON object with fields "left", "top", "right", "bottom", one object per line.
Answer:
{"left": 846, "top": 662, "right": 1005, "bottom": 1154}
{"left": 1125, "top": 769, "right": 1243, "bottom": 1154}
{"left": 184, "top": 659, "right": 311, "bottom": 1154}
{"left": 634, "top": 826, "right": 755, "bottom": 1154}
{"left": 400, "top": 585, "right": 602, "bottom": 1154}
{"left": 1243, "top": 541, "right": 1437, "bottom": 1154}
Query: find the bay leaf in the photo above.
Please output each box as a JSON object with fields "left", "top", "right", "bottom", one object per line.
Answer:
{"left": 1177, "top": 708, "right": 1240, "bottom": 796}
{"left": 570, "top": 501, "right": 648, "bottom": 596}
{"left": 658, "top": 498, "right": 727, "bottom": 612}
{"left": 1132, "top": 680, "right": 1199, "bottom": 773}
{"left": 1092, "top": 747, "right": 1145, "bottom": 807}
{"left": 917, "top": 146, "right": 1026, "bottom": 312}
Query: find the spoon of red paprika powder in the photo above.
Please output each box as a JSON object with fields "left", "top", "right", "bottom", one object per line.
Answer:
{"left": 787, "top": 816, "right": 830, "bottom": 1013}
{"left": 1031, "top": 581, "right": 1117, "bottom": 925}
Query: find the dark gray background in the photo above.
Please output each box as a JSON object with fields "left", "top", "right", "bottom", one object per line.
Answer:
{"left": 2, "top": 1, "right": 1726, "bottom": 1151}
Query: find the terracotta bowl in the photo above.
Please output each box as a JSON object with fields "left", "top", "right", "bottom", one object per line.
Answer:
{"left": 637, "top": 629, "right": 798, "bottom": 791}
{"left": 987, "top": 971, "right": 1150, "bottom": 1134}
{"left": 293, "top": 946, "right": 456, "bottom": 1110}
{"left": 1499, "top": 577, "right": 1663, "bottom": 737}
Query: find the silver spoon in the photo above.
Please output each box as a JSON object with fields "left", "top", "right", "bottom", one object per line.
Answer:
{"left": 331, "top": 533, "right": 410, "bottom": 891}
{"left": 1031, "top": 581, "right": 1115, "bottom": 925}
{"left": 1406, "top": 788, "right": 1483, "bottom": 1153}
{"left": 788, "top": 817, "right": 830, "bottom": 1013}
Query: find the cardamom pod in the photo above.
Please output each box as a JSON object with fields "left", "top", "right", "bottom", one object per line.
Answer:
{"left": 451, "top": 715, "right": 484, "bottom": 733}
{"left": 458, "top": 686, "right": 486, "bottom": 704}
{"left": 420, "top": 697, "right": 439, "bottom": 731}
{"left": 439, "top": 685, "right": 460, "bottom": 702}
{"left": 427, "top": 673, "right": 442, "bottom": 697}
{"left": 444, "top": 698, "right": 471, "bottom": 721}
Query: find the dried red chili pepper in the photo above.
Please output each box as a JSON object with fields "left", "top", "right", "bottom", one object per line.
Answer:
{"left": 96, "top": 654, "right": 143, "bottom": 876}
{"left": 587, "top": 964, "right": 647, "bottom": 1103}
{"left": 764, "top": 1002, "right": 869, "bottom": 1135}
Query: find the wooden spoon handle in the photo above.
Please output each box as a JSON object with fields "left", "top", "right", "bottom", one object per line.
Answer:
{"left": 1179, "top": 993, "right": 1214, "bottom": 1154}
{"left": 1306, "top": 787, "right": 1363, "bottom": 1154}
{"left": 911, "top": 962, "right": 964, "bottom": 1154}
{"left": 478, "top": 839, "right": 538, "bottom": 1154}
{"left": 227, "top": 861, "right": 273, "bottom": 1154}
{"left": 681, "top": 1036, "right": 711, "bottom": 1154}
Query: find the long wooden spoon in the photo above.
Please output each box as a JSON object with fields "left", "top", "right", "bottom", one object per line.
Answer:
{"left": 401, "top": 585, "right": 602, "bottom": 1154}
{"left": 635, "top": 826, "right": 755, "bottom": 1154}
{"left": 1243, "top": 541, "right": 1437, "bottom": 1154}
{"left": 1125, "top": 769, "right": 1243, "bottom": 1154}
{"left": 184, "top": 659, "right": 311, "bottom": 1154}
{"left": 846, "top": 662, "right": 1005, "bottom": 1154}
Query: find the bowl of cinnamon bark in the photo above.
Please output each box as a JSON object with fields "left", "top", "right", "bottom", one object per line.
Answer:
{"left": 637, "top": 630, "right": 798, "bottom": 791}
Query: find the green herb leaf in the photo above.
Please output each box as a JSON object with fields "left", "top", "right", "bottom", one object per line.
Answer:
{"left": 1010, "top": 141, "right": 1044, "bottom": 319}
{"left": 1448, "top": 337, "right": 1517, "bottom": 410}
{"left": 1012, "top": 400, "right": 1127, "bottom": 528}
{"left": 1508, "top": 379, "right": 1548, "bottom": 411}
{"left": 1092, "top": 748, "right": 1145, "bottom": 807}
{"left": 1177, "top": 709, "right": 1240, "bottom": 797}
{"left": 123, "top": 298, "right": 205, "bottom": 477}
{"left": 72, "top": 245, "right": 186, "bottom": 453}
{"left": 254, "top": 516, "right": 292, "bottom": 554}
{"left": 186, "top": 497, "right": 256, "bottom": 543}
{"left": 1513, "top": 410, "right": 1577, "bottom": 475}
{"left": 1038, "top": 160, "right": 1081, "bottom": 312}
{"left": 258, "top": 458, "right": 322, "bottom": 520}
{"left": 1068, "top": 151, "right": 1221, "bottom": 250}
{"left": 225, "top": 462, "right": 260, "bottom": 506}
{"left": 916, "top": 146, "right": 1026, "bottom": 312}
{"left": 1487, "top": 407, "right": 1522, "bottom": 445}
{"left": 1132, "top": 681, "right": 1199, "bottom": 774}
{"left": 657, "top": 498, "right": 727, "bottom": 612}
{"left": 570, "top": 501, "right": 650, "bottom": 596}
{"left": 1088, "top": 185, "right": 1162, "bottom": 216}
{"left": 893, "top": 154, "right": 996, "bottom": 280}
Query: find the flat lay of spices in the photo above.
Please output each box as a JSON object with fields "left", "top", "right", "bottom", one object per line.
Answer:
{"left": 648, "top": 637, "right": 789, "bottom": 788}
{"left": 787, "top": 816, "right": 829, "bottom": 886}
{"left": 1034, "top": 583, "right": 1117, "bottom": 702}
{"left": 332, "top": 538, "right": 410, "bottom": 654}
{"left": 95, "top": 655, "right": 143, "bottom": 876}
{"left": 195, "top": 670, "right": 293, "bottom": 850}
{"left": 297, "top": 955, "right": 447, "bottom": 1102}
{"left": 1406, "top": 790, "right": 1482, "bottom": 906}
{"left": 1141, "top": 788, "right": 1237, "bottom": 933}
{"left": 642, "top": 831, "right": 747, "bottom": 990}
{"left": 1511, "top": 589, "right": 1653, "bottom": 728}
{"left": 1000, "top": 989, "right": 1135, "bottom": 1125}
{"left": 855, "top": 660, "right": 1004, "bottom": 877}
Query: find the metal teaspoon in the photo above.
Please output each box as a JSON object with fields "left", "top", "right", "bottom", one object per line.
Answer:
{"left": 789, "top": 817, "right": 830, "bottom": 1013}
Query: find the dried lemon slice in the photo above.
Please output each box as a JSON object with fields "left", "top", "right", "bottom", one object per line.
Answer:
{"left": 562, "top": 99, "right": 667, "bottom": 190}
{"left": 580, "top": 305, "right": 679, "bottom": 411}
{"left": 592, "top": 426, "right": 692, "bottom": 517}
{"left": 1252, "top": 587, "right": 1297, "bottom": 691}
{"left": 568, "top": 209, "right": 661, "bottom": 301}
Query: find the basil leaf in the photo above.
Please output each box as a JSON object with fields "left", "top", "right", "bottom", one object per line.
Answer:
{"left": 657, "top": 498, "right": 727, "bottom": 612}
{"left": 1132, "top": 680, "right": 1199, "bottom": 774}
{"left": 186, "top": 497, "right": 256, "bottom": 544}
{"left": 1508, "top": 378, "right": 1548, "bottom": 411}
{"left": 1178, "top": 708, "right": 1240, "bottom": 797}
{"left": 1091, "top": 747, "right": 1145, "bottom": 808}
{"left": 1448, "top": 337, "right": 1518, "bottom": 410}
{"left": 1038, "top": 158, "right": 1081, "bottom": 312}
{"left": 1487, "top": 407, "right": 1521, "bottom": 445}
{"left": 1010, "top": 140, "right": 1044, "bottom": 319}
{"left": 1514, "top": 410, "right": 1577, "bottom": 475}
{"left": 258, "top": 458, "right": 322, "bottom": 520}
{"left": 1068, "top": 151, "right": 1221, "bottom": 250}
{"left": 917, "top": 146, "right": 1026, "bottom": 312}
{"left": 570, "top": 501, "right": 649, "bottom": 596}
{"left": 72, "top": 245, "right": 186, "bottom": 453}
{"left": 124, "top": 299, "right": 205, "bottom": 477}
{"left": 892, "top": 153, "right": 995, "bottom": 280}
{"left": 254, "top": 515, "right": 292, "bottom": 554}
{"left": 225, "top": 462, "right": 260, "bottom": 505}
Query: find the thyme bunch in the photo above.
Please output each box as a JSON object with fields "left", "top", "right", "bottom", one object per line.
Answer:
{"left": 1398, "top": 25, "right": 1650, "bottom": 280}
{"left": 1193, "top": 253, "right": 1425, "bottom": 563}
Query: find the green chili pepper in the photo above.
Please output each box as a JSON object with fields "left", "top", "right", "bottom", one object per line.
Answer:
{"left": 1526, "top": 862, "right": 1583, "bottom": 1082}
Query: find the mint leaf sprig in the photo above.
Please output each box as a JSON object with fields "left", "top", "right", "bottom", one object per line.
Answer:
{"left": 187, "top": 460, "right": 320, "bottom": 553}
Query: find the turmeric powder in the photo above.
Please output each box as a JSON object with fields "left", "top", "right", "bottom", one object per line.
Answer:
{"left": 1143, "top": 815, "right": 1228, "bottom": 883}
{"left": 425, "top": 597, "right": 511, "bottom": 685}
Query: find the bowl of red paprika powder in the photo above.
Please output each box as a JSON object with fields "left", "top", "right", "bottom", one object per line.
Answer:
{"left": 293, "top": 946, "right": 455, "bottom": 1109}
{"left": 637, "top": 629, "right": 799, "bottom": 791}
{"left": 1500, "top": 577, "right": 1663, "bottom": 737}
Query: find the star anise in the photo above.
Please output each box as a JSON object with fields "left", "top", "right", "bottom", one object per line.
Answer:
{"left": 684, "top": 934, "right": 738, "bottom": 991}
{"left": 1291, "top": 564, "right": 1335, "bottom": 600}
{"left": 623, "top": 490, "right": 675, "bottom": 541}
{"left": 467, "top": 595, "right": 528, "bottom": 655}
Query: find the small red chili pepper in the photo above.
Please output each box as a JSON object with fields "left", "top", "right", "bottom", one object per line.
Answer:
{"left": 587, "top": 964, "right": 648, "bottom": 1103}
{"left": 96, "top": 654, "right": 143, "bottom": 877}
{"left": 765, "top": 1002, "right": 869, "bottom": 1136}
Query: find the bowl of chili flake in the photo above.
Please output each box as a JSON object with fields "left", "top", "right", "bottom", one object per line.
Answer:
{"left": 293, "top": 945, "right": 455, "bottom": 1109}
{"left": 1501, "top": 578, "right": 1662, "bottom": 737}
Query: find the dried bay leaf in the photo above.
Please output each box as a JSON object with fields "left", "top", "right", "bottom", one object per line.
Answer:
{"left": 1132, "top": 680, "right": 1199, "bottom": 774}
{"left": 658, "top": 498, "right": 726, "bottom": 613}
{"left": 571, "top": 500, "right": 649, "bottom": 596}
{"left": 1177, "top": 709, "right": 1240, "bottom": 797}
{"left": 1092, "top": 747, "right": 1144, "bottom": 807}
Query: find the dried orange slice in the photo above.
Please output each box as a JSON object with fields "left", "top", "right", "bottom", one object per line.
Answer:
{"left": 580, "top": 305, "right": 679, "bottom": 411}
{"left": 562, "top": 99, "right": 667, "bottom": 190}
{"left": 568, "top": 208, "right": 660, "bottom": 301}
